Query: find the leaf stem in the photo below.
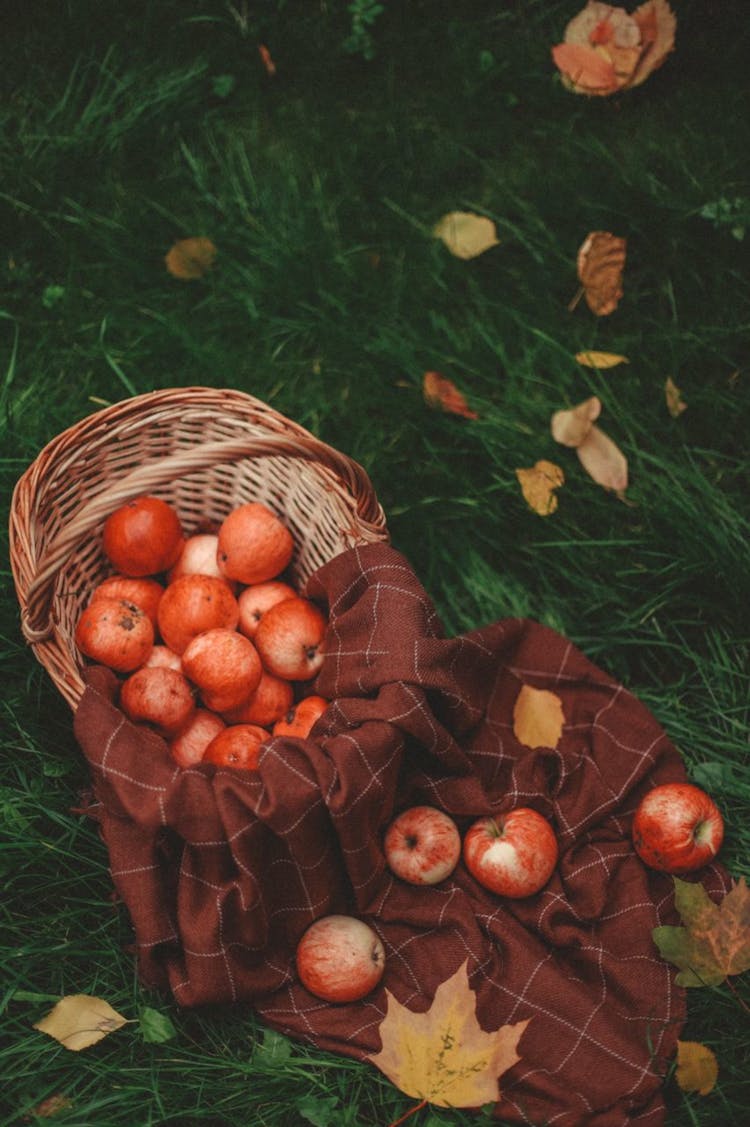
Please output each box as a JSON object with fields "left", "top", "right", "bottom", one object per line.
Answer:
{"left": 725, "top": 975, "right": 750, "bottom": 1015}
{"left": 387, "top": 1098, "right": 428, "bottom": 1127}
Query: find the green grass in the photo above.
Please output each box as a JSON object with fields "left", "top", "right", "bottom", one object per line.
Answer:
{"left": 2, "top": 0, "right": 749, "bottom": 1123}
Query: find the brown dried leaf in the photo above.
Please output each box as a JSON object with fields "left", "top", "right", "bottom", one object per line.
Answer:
{"left": 165, "top": 237, "right": 217, "bottom": 280}
{"left": 576, "top": 425, "right": 629, "bottom": 496}
{"left": 258, "top": 43, "right": 277, "bottom": 76}
{"left": 423, "top": 371, "right": 478, "bottom": 420}
{"left": 369, "top": 960, "right": 529, "bottom": 1108}
{"left": 675, "top": 1041, "right": 719, "bottom": 1096}
{"left": 33, "top": 994, "right": 130, "bottom": 1051}
{"left": 513, "top": 684, "right": 565, "bottom": 750}
{"left": 26, "top": 1093, "right": 74, "bottom": 1119}
{"left": 433, "top": 212, "right": 500, "bottom": 260}
{"left": 515, "top": 460, "right": 565, "bottom": 516}
{"left": 576, "top": 231, "right": 626, "bottom": 316}
{"left": 551, "top": 396, "right": 601, "bottom": 448}
{"left": 575, "top": 350, "right": 629, "bottom": 369}
{"left": 665, "top": 376, "right": 687, "bottom": 417}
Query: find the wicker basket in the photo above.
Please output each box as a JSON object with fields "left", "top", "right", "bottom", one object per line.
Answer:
{"left": 9, "top": 387, "right": 389, "bottom": 711}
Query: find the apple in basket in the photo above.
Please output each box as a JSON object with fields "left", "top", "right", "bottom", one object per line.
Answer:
{"left": 254, "top": 597, "right": 327, "bottom": 681}
{"left": 295, "top": 915, "right": 386, "bottom": 1003}
{"left": 383, "top": 805, "right": 461, "bottom": 886}
{"left": 632, "top": 782, "right": 724, "bottom": 874}
{"left": 463, "top": 808, "right": 559, "bottom": 898}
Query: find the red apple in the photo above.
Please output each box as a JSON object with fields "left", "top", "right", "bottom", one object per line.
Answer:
{"left": 254, "top": 597, "right": 327, "bottom": 681}
{"left": 295, "top": 915, "right": 386, "bottom": 1003}
{"left": 237, "top": 580, "right": 297, "bottom": 638}
{"left": 272, "top": 695, "right": 329, "bottom": 739}
{"left": 383, "top": 805, "right": 461, "bottom": 886}
{"left": 463, "top": 809, "right": 558, "bottom": 898}
{"left": 167, "top": 533, "right": 236, "bottom": 587}
{"left": 632, "top": 782, "right": 724, "bottom": 874}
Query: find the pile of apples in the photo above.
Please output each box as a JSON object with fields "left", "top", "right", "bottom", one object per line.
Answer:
{"left": 74, "top": 494, "right": 330, "bottom": 769}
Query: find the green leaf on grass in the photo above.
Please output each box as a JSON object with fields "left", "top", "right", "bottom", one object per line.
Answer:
{"left": 254, "top": 1028, "right": 294, "bottom": 1065}
{"left": 296, "top": 1093, "right": 341, "bottom": 1126}
{"left": 139, "top": 1006, "right": 177, "bottom": 1043}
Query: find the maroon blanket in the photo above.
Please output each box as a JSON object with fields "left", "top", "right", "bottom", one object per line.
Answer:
{"left": 73, "top": 544, "right": 727, "bottom": 1125}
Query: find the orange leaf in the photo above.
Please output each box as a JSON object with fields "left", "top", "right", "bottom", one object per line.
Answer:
{"left": 369, "top": 960, "right": 529, "bottom": 1108}
{"left": 515, "top": 460, "right": 564, "bottom": 516}
{"left": 551, "top": 42, "right": 620, "bottom": 95}
{"left": 631, "top": 0, "right": 677, "bottom": 87}
{"left": 552, "top": 1, "right": 676, "bottom": 95}
{"left": 165, "top": 237, "right": 217, "bottom": 280}
{"left": 551, "top": 396, "right": 602, "bottom": 447}
{"left": 576, "top": 231, "right": 626, "bottom": 316}
{"left": 423, "top": 371, "right": 478, "bottom": 420}
{"left": 258, "top": 43, "right": 277, "bottom": 77}
{"left": 513, "top": 684, "right": 565, "bottom": 749}
{"left": 675, "top": 1041, "right": 719, "bottom": 1096}
{"left": 665, "top": 376, "right": 687, "bottom": 417}
{"left": 576, "top": 425, "right": 629, "bottom": 496}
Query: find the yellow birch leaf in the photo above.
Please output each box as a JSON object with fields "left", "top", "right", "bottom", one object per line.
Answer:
{"left": 576, "top": 424, "right": 628, "bottom": 497}
{"left": 33, "top": 994, "right": 130, "bottom": 1051}
{"left": 675, "top": 1041, "right": 719, "bottom": 1096}
{"left": 665, "top": 376, "right": 687, "bottom": 417}
{"left": 369, "top": 960, "right": 529, "bottom": 1108}
{"left": 433, "top": 212, "right": 500, "bottom": 260}
{"left": 515, "top": 460, "right": 564, "bottom": 516}
{"left": 165, "top": 236, "right": 217, "bottom": 280}
{"left": 513, "top": 684, "right": 565, "bottom": 749}
{"left": 551, "top": 396, "right": 601, "bottom": 448}
{"left": 575, "top": 351, "right": 629, "bottom": 368}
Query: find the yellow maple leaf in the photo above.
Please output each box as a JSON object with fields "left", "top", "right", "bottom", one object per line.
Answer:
{"left": 433, "top": 212, "right": 500, "bottom": 260}
{"left": 369, "top": 960, "right": 529, "bottom": 1108}
{"left": 515, "top": 460, "right": 564, "bottom": 516}
{"left": 33, "top": 994, "right": 130, "bottom": 1051}
{"left": 675, "top": 1040, "right": 719, "bottom": 1096}
{"left": 513, "top": 684, "right": 565, "bottom": 749}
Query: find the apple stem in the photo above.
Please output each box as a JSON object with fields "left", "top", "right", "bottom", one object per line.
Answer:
{"left": 386, "top": 1098, "right": 428, "bottom": 1127}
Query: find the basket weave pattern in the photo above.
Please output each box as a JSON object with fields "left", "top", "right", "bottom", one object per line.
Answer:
{"left": 10, "top": 387, "right": 389, "bottom": 710}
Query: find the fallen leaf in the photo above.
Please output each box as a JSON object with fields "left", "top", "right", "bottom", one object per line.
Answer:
{"left": 423, "top": 371, "right": 478, "bottom": 420}
{"left": 165, "top": 237, "right": 217, "bottom": 280}
{"left": 258, "top": 43, "right": 277, "bottom": 76}
{"left": 33, "top": 994, "right": 130, "bottom": 1051}
{"left": 515, "top": 460, "right": 564, "bottom": 516}
{"left": 552, "top": 1, "right": 676, "bottom": 95}
{"left": 433, "top": 212, "right": 500, "bottom": 260}
{"left": 577, "top": 424, "right": 629, "bottom": 496}
{"left": 26, "top": 1093, "right": 74, "bottom": 1118}
{"left": 675, "top": 1041, "right": 719, "bottom": 1096}
{"left": 551, "top": 396, "right": 601, "bottom": 447}
{"left": 575, "top": 231, "right": 626, "bottom": 316}
{"left": 369, "top": 960, "right": 529, "bottom": 1108}
{"left": 575, "top": 350, "right": 629, "bottom": 369}
{"left": 665, "top": 376, "right": 687, "bottom": 417}
{"left": 513, "top": 684, "right": 565, "bottom": 750}
{"left": 653, "top": 876, "right": 750, "bottom": 988}
{"left": 631, "top": 0, "right": 677, "bottom": 87}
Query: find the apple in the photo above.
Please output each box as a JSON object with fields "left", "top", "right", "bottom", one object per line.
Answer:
{"left": 272, "top": 694, "right": 329, "bottom": 739}
{"left": 254, "top": 597, "right": 327, "bottom": 681}
{"left": 632, "top": 782, "right": 724, "bottom": 874}
{"left": 167, "top": 533, "right": 235, "bottom": 587}
{"left": 463, "top": 808, "right": 558, "bottom": 898}
{"left": 295, "top": 915, "right": 386, "bottom": 1003}
{"left": 383, "top": 805, "right": 461, "bottom": 886}
{"left": 237, "top": 580, "right": 297, "bottom": 638}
